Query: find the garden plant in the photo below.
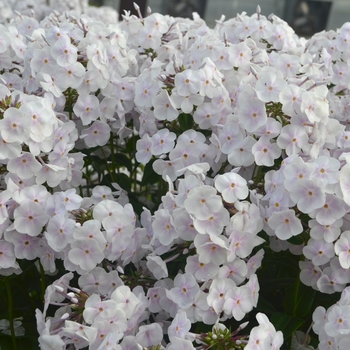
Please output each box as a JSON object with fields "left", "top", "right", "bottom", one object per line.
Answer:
{"left": 1, "top": 0, "right": 350, "bottom": 349}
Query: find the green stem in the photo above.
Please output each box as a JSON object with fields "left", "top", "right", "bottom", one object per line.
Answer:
{"left": 4, "top": 277, "right": 17, "bottom": 350}
{"left": 101, "top": 147, "right": 115, "bottom": 182}
{"left": 39, "top": 260, "right": 46, "bottom": 301}
{"left": 110, "top": 132, "right": 117, "bottom": 179}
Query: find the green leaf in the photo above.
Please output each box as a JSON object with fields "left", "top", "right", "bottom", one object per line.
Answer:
{"left": 260, "top": 277, "right": 295, "bottom": 291}
{"left": 113, "top": 153, "right": 132, "bottom": 172}
{"left": 114, "top": 173, "right": 131, "bottom": 192}
{"left": 141, "top": 159, "right": 161, "bottom": 186}
{"left": 287, "top": 235, "right": 304, "bottom": 245}
{"left": 262, "top": 257, "right": 299, "bottom": 276}
{"left": 257, "top": 295, "right": 277, "bottom": 314}
{"left": 178, "top": 113, "right": 194, "bottom": 131}
{"left": 284, "top": 279, "right": 316, "bottom": 318}
{"left": 270, "top": 312, "right": 304, "bottom": 339}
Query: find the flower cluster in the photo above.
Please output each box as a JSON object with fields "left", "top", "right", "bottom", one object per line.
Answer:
{"left": 1, "top": 0, "right": 350, "bottom": 349}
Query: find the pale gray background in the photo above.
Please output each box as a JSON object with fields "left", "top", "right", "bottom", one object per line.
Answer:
{"left": 104, "top": 0, "right": 349, "bottom": 32}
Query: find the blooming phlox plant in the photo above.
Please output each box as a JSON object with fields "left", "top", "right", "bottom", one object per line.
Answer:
{"left": 1, "top": 1, "right": 350, "bottom": 349}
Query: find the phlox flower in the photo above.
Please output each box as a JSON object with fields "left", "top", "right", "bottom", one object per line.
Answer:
{"left": 136, "top": 323, "right": 163, "bottom": 348}
{"left": 217, "top": 259, "right": 248, "bottom": 285}
{"left": 110, "top": 285, "right": 141, "bottom": 319}
{"left": 227, "top": 229, "right": 264, "bottom": 260}
{"left": 245, "top": 325, "right": 270, "bottom": 350}
{"left": 185, "top": 255, "right": 219, "bottom": 282}
{"left": 223, "top": 284, "right": 253, "bottom": 321}
{"left": 77, "top": 69, "right": 103, "bottom": 95}
{"left": 198, "top": 65, "right": 219, "bottom": 98}
{"left": 166, "top": 338, "right": 195, "bottom": 350}
{"left": 275, "top": 53, "right": 301, "bottom": 78}
{"left": 90, "top": 320, "right": 122, "bottom": 349}
{"left": 138, "top": 26, "right": 162, "bottom": 49}
{"left": 169, "top": 143, "right": 200, "bottom": 167}
{"left": 38, "top": 331, "right": 65, "bottom": 350}
{"left": 324, "top": 305, "right": 350, "bottom": 337}
{"left": 237, "top": 98, "right": 267, "bottom": 133}
{"left": 335, "top": 231, "right": 350, "bottom": 269}
{"left": 214, "top": 172, "right": 248, "bottom": 203}
{"left": 83, "top": 294, "right": 120, "bottom": 324}
{"left": 80, "top": 120, "right": 111, "bottom": 148}
{"left": 168, "top": 273, "right": 200, "bottom": 309}
{"left": 213, "top": 45, "right": 233, "bottom": 71}
{"left": 268, "top": 209, "right": 303, "bottom": 240}
{"left": 93, "top": 199, "right": 124, "bottom": 226}
{"left": 7, "top": 152, "right": 42, "bottom": 179}
{"left": 228, "top": 135, "right": 256, "bottom": 167}
{"left": 59, "top": 189, "right": 83, "bottom": 211}
{"left": 153, "top": 157, "right": 184, "bottom": 182}
{"left": 277, "top": 124, "right": 308, "bottom": 156}
{"left": 312, "top": 156, "right": 340, "bottom": 185}
{"left": 73, "top": 94, "right": 100, "bottom": 126}
{"left": 289, "top": 178, "right": 326, "bottom": 214}
{"left": 45, "top": 214, "right": 75, "bottom": 251}
{"left": 303, "top": 238, "right": 335, "bottom": 266}
{"left": 207, "top": 277, "right": 236, "bottom": 314}
{"left": 150, "top": 129, "right": 176, "bottom": 156}
{"left": 0, "top": 134, "right": 22, "bottom": 160}
{"left": 40, "top": 73, "right": 62, "bottom": 98}
{"left": 301, "top": 90, "right": 329, "bottom": 123}
{"left": 152, "top": 209, "right": 178, "bottom": 246}
{"left": 54, "top": 62, "right": 85, "bottom": 90}
{"left": 171, "top": 90, "right": 205, "bottom": 114}
{"left": 60, "top": 321, "right": 92, "bottom": 349}
{"left": 312, "top": 194, "right": 345, "bottom": 226}
{"left": 316, "top": 263, "right": 348, "bottom": 294}
{"left": 30, "top": 47, "right": 55, "bottom": 73}
{"left": 279, "top": 84, "right": 304, "bottom": 116}
{"left": 0, "top": 317, "right": 25, "bottom": 337}
{"left": 68, "top": 239, "right": 104, "bottom": 272}
{"left": 50, "top": 34, "right": 78, "bottom": 67}
{"left": 168, "top": 311, "right": 191, "bottom": 341}
{"left": 91, "top": 185, "right": 113, "bottom": 204}
{"left": 255, "top": 117, "right": 282, "bottom": 140}
{"left": 36, "top": 163, "right": 67, "bottom": 188}
{"left": 174, "top": 69, "right": 201, "bottom": 97}
{"left": 172, "top": 208, "right": 198, "bottom": 241}
{"left": 73, "top": 220, "right": 106, "bottom": 250}
{"left": 0, "top": 190, "right": 11, "bottom": 225}
{"left": 193, "top": 102, "right": 221, "bottom": 129}
{"left": 255, "top": 70, "right": 287, "bottom": 103}
{"left": 194, "top": 233, "right": 229, "bottom": 265}
{"left": 8, "top": 231, "right": 39, "bottom": 260}
{"left": 193, "top": 206, "right": 229, "bottom": 236}
{"left": 152, "top": 89, "right": 179, "bottom": 122}
{"left": 184, "top": 186, "right": 223, "bottom": 221}
{"left": 134, "top": 77, "right": 161, "bottom": 108}
{"left": 103, "top": 211, "right": 134, "bottom": 245}
{"left": 247, "top": 249, "right": 265, "bottom": 277}
{"left": 282, "top": 156, "right": 316, "bottom": 192}
{"left": 78, "top": 267, "right": 108, "bottom": 295}
{"left": 21, "top": 101, "right": 55, "bottom": 143}
{"left": 229, "top": 41, "right": 253, "bottom": 67}
{"left": 309, "top": 218, "right": 342, "bottom": 242}
{"left": 13, "top": 202, "right": 49, "bottom": 237}
{"left": 136, "top": 134, "right": 152, "bottom": 165}
{"left": 252, "top": 136, "right": 281, "bottom": 167}
{"left": 0, "top": 107, "right": 30, "bottom": 144}
{"left": 86, "top": 41, "right": 108, "bottom": 71}
{"left": 0, "top": 240, "right": 16, "bottom": 268}
{"left": 146, "top": 255, "right": 168, "bottom": 280}
{"left": 339, "top": 163, "right": 350, "bottom": 207}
